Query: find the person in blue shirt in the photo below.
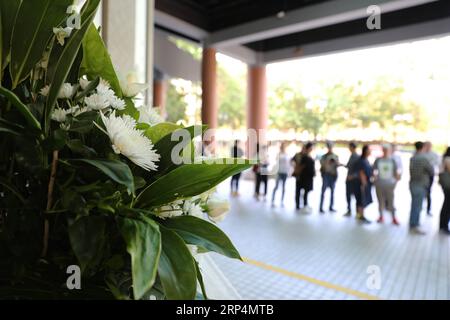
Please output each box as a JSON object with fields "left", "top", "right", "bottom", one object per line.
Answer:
{"left": 354, "top": 145, "right": 373, "bottom": 223}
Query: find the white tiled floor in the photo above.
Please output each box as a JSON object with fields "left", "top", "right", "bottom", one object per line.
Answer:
{"left": 212, "top": 168, "right": 450, "bottom": 300}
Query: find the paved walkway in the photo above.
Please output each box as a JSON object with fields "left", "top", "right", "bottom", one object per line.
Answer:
{"left": 212, "top": 167, "right": 450, "bottom": 300}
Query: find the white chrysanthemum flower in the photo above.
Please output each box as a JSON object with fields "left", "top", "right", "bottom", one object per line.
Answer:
{"left": 58, "top": 83, "right": 75, "bottom": 99}
{"left": 138, "top": 106, "right": 163, "bottom": 125}
{"left": 155, "top": 200, "right": 183, "bottom": 219}
{"left": 85, "top": 93, "right": 109, "bottom": 110}
{"left": 51, "top": 108, "right": 69, "bottom": 122}
{"left": 183, "top": 200, "right": 204, "bottom": 218}
{"left": 96, "top": 82, "right": 114, "bottom": 96}
{"left": 109, "top": 96, "right": 126, "bottom": 110}
{"left": 79, "top": 78, "right": 90, "bottom": 90}
{"left": 121, "top": 114, "right": 137, "bottom": 128}
{"left": 95, "top": 80, "right": 125, "bottom": 110}
{"left": 100, "top": 111, "right": 160, "bottom": 171}
{"left": 40, "top": 85, "right": 50, "bottom": 97}
{"left": 53, "top": 27, "right": 72, "bottom": 46}
{"left": 206, "top": 195, "right": 230, "bottom": 223}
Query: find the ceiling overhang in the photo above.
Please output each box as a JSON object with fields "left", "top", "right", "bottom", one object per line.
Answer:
{"left": 154, "top": 0, "right": 450, "bottom": 65}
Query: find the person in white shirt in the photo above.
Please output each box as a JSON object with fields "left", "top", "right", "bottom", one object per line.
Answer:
{"left": 373, "top": 144, "right": 400, "bottom": 225}
{"left": 271, "top": 142, "right": 290, "bottom": 207}
{"left": 391, "top": 144, "right": 403, "bottom": 178}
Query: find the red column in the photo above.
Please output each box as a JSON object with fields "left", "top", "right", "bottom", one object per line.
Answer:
{"left": 153, "top": 80, "right": 166, "bottom": 116}
{"left": 201, "top": 47, "right": 218, "bottom": 153}
{"left": 247, "top": 64, "right": 268, "bottom": 154}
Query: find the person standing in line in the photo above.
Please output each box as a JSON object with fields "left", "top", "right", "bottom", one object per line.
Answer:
{"left": 230, "top": 140, "right": 244, "bottom": 197}
{"left": 354, "top": 145, "right": 373, "bottom": 223}
{"left": 441, "top": 147, "right": 450, "bottom": 170}
{"left": 294, "top": 142, "right": 315, "bottom": 213}
{"left": 271, "top": 142, "right": 290, "bottom": 207}
{"left": 254, "top": 144, "right": 269, "bottom": 201}
{"left": 319, "top": 141, "right": 340, "bottom": 213}
{"left": 409, "top": 141, "right": 434, "bottom": 235}
{"left": 423, "top": 141, "right": 440, "bottom": 216}
{"left": 344, "top": 142, "right": 360, "bottom": 217}
{"left": 438, "top": 157, "right": 450, "bottom": 235}
{"left": 391, "top": 144, "right": 404, "bottom": 178}
{"left": 373, "top": 144, "right": 400, "bottom": 225}
{"left": 292, "top": 144, "right": 305, "bottom": 211}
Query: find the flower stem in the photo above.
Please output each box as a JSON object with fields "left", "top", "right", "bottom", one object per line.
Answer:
{"left": 41, "top": 150, "right": 59, "bottom": 258}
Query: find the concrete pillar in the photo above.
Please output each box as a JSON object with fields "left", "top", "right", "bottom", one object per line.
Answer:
{"left": 153, "top": 79, "right": 166, "bottom": 114}
{"left": 201, "top": 47, "right": 218, "bottom": 130}
{"left": 247, "top": 64, "right": 268, "bottom": 155}
{"left": 201, "top": 47, "right": 218, "bottom": 154}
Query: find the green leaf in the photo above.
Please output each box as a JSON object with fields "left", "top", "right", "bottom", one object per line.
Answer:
{"left": 80, "top": 23, "right": 122, "bottom": 95}
{"left": 0, "top": 117, "right": 24, "bottom": 135}
{"left": 68, "top": 216, "right": 106, "bottom": 272}
{"left": 67, "top": 139, "right": 97, "bottom": 157}
{"left": 66, "top": 45, "right": 84, "bottom": 84}
{"left": 143, "top": 122, "right": 181, "bottom": 144}
{"left": 0, "top": 177, "right": 26, "bottom": 203}
{"left": 194, "top": 259, "right": 208, "bottom": 300}
{"left": 118, "top": 217, "right": 161, "bottom": 300}
{"left": 158, "top": 226, "right": 197, "bottom": 300}
{"left": 162, "top": 216, "right": 241, "bottom": 260}
{"left": 75, "top": 159, "right": 135, "bottom": 195}
{"left": 0, "top": 86, "right": 41, "bottom": 130}
{"left": 10, "top": 0, "right": 72, "bottom": 88}
{"left": 153, "top": 125, "right": 206, "bottom": 175}
{"left": 44, "top": 0, "right": 101, "bottom": 134}
{"left": 136, "top": 160, "right": 251, "bottom": 208}
{"left": 0, "top": 0, "right": 21, "bottom": 78}
{"left": 117, "top": 97, "right": 139, "bottom": 120}
{"left": 42, "top": 128, "right": 68, "bottom": 151}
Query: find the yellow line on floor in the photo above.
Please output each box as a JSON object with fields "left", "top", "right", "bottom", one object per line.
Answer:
{"left": 243, "top": 257, "right": 381, "bottom": 300}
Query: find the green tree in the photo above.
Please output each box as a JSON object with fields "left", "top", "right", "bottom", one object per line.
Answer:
{"left": 217, "top": 66, "right": 246, "bottom": 129}
{"left": 165, "top": 82, "right": 188, "bottom": 124}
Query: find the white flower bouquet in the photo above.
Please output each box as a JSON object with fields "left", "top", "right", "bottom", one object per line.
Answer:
{"left": 0, "top": 0, "right": 250, "bottom": 300}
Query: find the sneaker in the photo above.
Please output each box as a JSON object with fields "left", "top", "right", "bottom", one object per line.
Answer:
{"left": 439, "top": 229, "right": 450, "bottom": 235}
{"left": 344, "top": 211, "right": 352, "bottom": 217}
{"left": 377, "top": 216, "right": 384, "bottom": 224}
{"left": 427, "top": 212, "right": 433, "bottom": 217}
{"left": 392, "top": 217, "right": 400, "bottom": 226}
{"left": 329, "top": 208, "right": 336, "bottom": 213}
{"left": 409, "top": 227, "right": 426, "bottom": 235}
{"left": 319, "top": 209, "right": 325, "bottom": 214}
{"left": 303, "top": 206, "right": 312, "bottom": 214}
{"left": 357, "top": 215, "right": 371, "bottom": 224}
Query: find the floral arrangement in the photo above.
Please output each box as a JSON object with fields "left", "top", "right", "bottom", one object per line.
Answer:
{"left": 0, "top": 0, "right": 250, "bottom": 299}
